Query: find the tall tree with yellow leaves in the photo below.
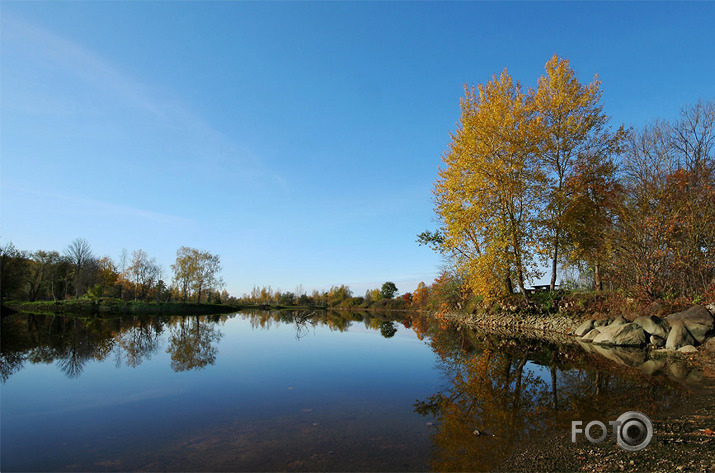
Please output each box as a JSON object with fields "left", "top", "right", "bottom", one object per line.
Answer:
{"left": 534, "top": 55, "right": 626, "bottom": 290}
{"left": 434, "top": 70, "right": 545, "bottom": 300}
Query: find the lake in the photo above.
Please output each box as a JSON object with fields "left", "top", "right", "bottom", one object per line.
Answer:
{"left": 0, "top": 311, "right": 698, "bottom": 471}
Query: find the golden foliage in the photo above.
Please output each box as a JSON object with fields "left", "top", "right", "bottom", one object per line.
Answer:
{"left": 433, "top": 56, "right": 626, "bottom": 299}
{"left": 434, "top": 69, "right": 545, "bottom": 299}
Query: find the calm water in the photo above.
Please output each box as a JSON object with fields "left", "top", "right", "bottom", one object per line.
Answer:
{"left": 0, "top": 311, "right": 695, "bottom": 472}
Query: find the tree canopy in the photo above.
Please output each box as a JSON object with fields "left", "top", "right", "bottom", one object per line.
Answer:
{"left": 431, "top": 55, "right": 628, "bottom": 300}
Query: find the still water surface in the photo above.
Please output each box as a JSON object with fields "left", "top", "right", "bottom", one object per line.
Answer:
{"left": 0, "top": 311, "right": 694, "bottom": 471}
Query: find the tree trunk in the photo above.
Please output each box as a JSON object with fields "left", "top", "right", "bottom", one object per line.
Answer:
{"left": 550, "top": 231, "right": 559, "bottom": 291}
{"left": 594, "top": 262, "right": 603, "bottom": 291}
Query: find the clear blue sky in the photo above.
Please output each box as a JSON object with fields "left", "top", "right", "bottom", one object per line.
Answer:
{"left": 2, "top": 1, "right": 714, "bottom": 297}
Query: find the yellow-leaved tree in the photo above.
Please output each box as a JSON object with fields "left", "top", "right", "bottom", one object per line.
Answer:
{"left": 433, "top": 69, "right": 546, "bottom": 300}
{"left": 534, "top": 55, "right": 626, "bottom": 290}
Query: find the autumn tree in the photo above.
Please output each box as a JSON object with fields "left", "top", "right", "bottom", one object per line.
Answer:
{"left": 365, "top": 288, "right": 381, "bottom": 303}
{"left": 560, "top": 153, "right": 622, "bottom": 290}
{"left": 327, "top": 284, "right": 352, "bottom": 306}
{"left": 433, "top": 70, "right": 545, "bottom": 300}
{"left": 533, "top": 55, "right": 627, "bottom": 290}
{"left": 171, "top": 247, "right": 223, "bottom": 303}
{"left": 127, "top": 250, "right": 161, "bottom": 300}
{"left": 614, "top": 100, "right": 715, "bottom": 299}
{"left": 412, "top": 281, "right": 430, "bottom": 308}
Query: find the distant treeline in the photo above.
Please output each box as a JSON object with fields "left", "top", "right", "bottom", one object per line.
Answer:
{"left": 234, "top": 281, "right": 412, "bottom": 310}
{"left": 0, "top": 241, "right": 226, "bottom": 304}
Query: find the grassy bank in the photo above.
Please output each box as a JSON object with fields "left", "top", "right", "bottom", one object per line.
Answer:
{"left": 0, "top": 298, "right": 406, "bottom": 317}
{"left": 1, "top": 298, "right": 245, "bottom": 316}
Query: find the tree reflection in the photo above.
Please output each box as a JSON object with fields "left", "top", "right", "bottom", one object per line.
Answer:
{"left": 2, "top": 310, "right": 410, "bottom": 381}
{"left": 416, "top": 349, "right": 550, "bottom": 471}
{"left": 166, "top": 316, "right": 223, "bottom": 372}
{"left": 379, "top": 321, "right": 397, "bottom": 338}
{"left": 0, "top": 351, "right": 25, "bottom": 383}
{"left": 115, "top": 317, "right": 161, "bottom": 368}
{"left": 1, "top": 313, "right": 229, "bottom": 380}
{"left": 55, "top": 318, "right": 96, "bottom": 379}
{"left": 414, "top": 321, "right": 689, "bottom": 472}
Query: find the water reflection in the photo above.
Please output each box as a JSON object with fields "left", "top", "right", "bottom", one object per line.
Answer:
{"left": 167, "top": 316, "right": 222, "bottom": 371}
{"left": 410, "top": 314, "right": 689, "bottom": 471}
{"left": 0, "top": 311, "right": 408, "bottom": 381}
{"left": 0, "top": 311, "right": 703, "bottom": 472}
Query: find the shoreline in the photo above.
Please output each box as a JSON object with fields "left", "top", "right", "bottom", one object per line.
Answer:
{"left": 444, "top": 310, "right": 715, "bottom": 472}
{"left": 1, "top": 300, "right": 416, "bottom": 317}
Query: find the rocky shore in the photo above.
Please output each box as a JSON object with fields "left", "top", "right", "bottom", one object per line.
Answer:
{"left": 444, "top": 305, "right": 715, "bottom": 472}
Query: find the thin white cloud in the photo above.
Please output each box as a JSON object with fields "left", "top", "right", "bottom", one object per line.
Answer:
{"left": 2, "top": 14, "right": 285, "bottom": 189}
{"left": 6, "top": 184, "right": 196, "bottom": 226}
{"left": 2, "top": 15, "right": 163, "bottom": 118}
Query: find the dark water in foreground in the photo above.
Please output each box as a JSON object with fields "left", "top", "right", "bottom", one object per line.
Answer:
{"left": 0, "top": 311, "right": 697, "bottom": 471}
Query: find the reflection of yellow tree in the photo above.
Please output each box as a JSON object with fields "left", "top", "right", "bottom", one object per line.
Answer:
{"left": 415, "top": 322, "right": 691, "bottom": 472}
{"left": 166, "top": 316, "right": 222, "bottom": 372}
{"left": 416, "top": 350, "right": 551, "bottom": 472}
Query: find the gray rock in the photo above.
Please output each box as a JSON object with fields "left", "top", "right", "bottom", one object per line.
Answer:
{"left": 639, "top": 359, "right": 666, "bottom": 375}
{"left": 594, "top": 319, "right": 609, "bottom": 328}
{"left": 702, "top": 337, "right": 715, "bottom": 354}
{"left": 666, "top": 305, "right": 714, "bottom": 343}
{"left": 633, "top": 315, "right": 670, "bottom": 339}
{"left": 581, "top": 328, "right": 601, "bottom": 342}
{"left": 574, "top": 319, "right": 595, "bottom": 337}
{"left": 610, "top": 316, "right": 627, "bottom": 327}
{"left": 678, "top": 345, "right": 698, "bottom": 353}
{"left": 665, "top": 321, "right": 697, "bottom": 350}
{"left": 592, "top": 323, "right": 647, "bottom": 346}
{"left": 649, "top": 334, "right": 666, "bottom": 347}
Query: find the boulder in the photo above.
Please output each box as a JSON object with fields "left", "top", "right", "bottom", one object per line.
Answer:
{"left": 592, "top": 323, "right": 647, "bottom": 346}
{"left": 678, "top": 345, "right": 698, "bottom": 353}
{"left": 665, "top": 321, "right": 696, "bottom": 350}
{"left": 703, "top": 337, "right": 715, "bottom": 354}
{"left": 610, "top": 316, "right": 627, "bottom": 327}
{"left": 632, "top": 315, "right": 670, "bottom": 339}
{"left": 649, "top": 335, "right": 666, "bottom": 348}
{"left": 594, "top": 319, "right": 609, "bottom": 328}
{"left": 666, "top": 305, "right": 714, "bottom": 343}
{"left": 574, "top": 319, "right": 595, "bottom": 337}
{"left": 581, "top": 328, "right": 601, "bottom": 342}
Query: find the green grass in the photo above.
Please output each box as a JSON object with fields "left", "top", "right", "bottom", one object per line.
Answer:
{"left": 2, "top": 298, "right": 243, "bottom": 316}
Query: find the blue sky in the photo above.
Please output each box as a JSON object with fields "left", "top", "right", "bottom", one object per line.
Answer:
{"left": 2, "top": 1, "right": 714, "bottom": 297}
